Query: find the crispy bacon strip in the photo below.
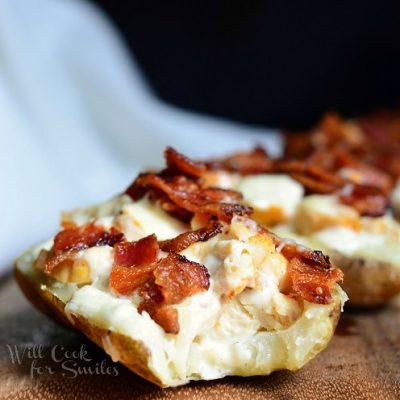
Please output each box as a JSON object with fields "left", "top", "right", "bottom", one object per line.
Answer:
{"left": 44, "top": 224, "right": 124, "bottom": 274}
{"left": 138, "top": 282, "right": 180, "bottom": 334}
{"left": 126, "top": 174, "right": 251, "bottom": 222}
{"left": 206, "top": 146, "right": 272, "bottom": 175}
{"left": 138, "top": 253, "right": 210, "bottom": 333}
{"left": 263, "top": 228, "right": 343, "bottom": 304}
{"left": 154, "top": 253, "right": 210, "bottom": 304}
{"left": 54, "top": 223, "right": 124, "bottom": 255}
{"left": 164, "top": 147, "right": 207, "bottom": 178}
{"left": 287, "top": 256, "right": 342, "bottom": 304}
{"left": 110, "top": 264, "right": 156, "bottom": 296}
{"left": 110, "top": 235, "right": 159, "bottom": 295}
{"left": 114, "top": 234, "right": 159, "bottom": 267}
{"left": 43, "top": 250, "right": 76, "bottom": 275}
{"left": 283, "top": 245, "right": 342, "bottom": 304}
{"left": 338, "top": 184, "right": 389, "bottom": 217}
{"left": 273, "top": 159, "right": 345, "bottom": 194}
{"left": 109, "top": 233, "right": 210, "bottom": 333}
{"left": 159, "top": 221, "right": 223, "bottom": 253}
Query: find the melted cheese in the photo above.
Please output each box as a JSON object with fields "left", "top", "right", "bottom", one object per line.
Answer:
{"left": 17, "top": 195, "right": 344, "bottom": 387}
{"left": 293, "top": 194, "right": 360, "bottom": 235}
{"left": 116, "top": 197, "right": 187, "bottom": 241}
{"left": 236, "top": 174, "right": 304, "bottom": 226}
{"left": 312, "top": 227, "right": 400, "bottom": 265}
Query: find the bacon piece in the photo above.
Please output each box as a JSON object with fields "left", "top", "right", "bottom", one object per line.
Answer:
{"left": 44, "top": 225, "right": 124, "bottom": 274}
{"left": 109, "top": 264, "right": 156, "bottom": 296}
{"left": 43, "top": 250, "right": 77, "bottom": 274}
{"left": 287, "top": 255, "right": 343, "bottom": 304}
{"left": 159, "top": 221, "right": 223, "bottom": 253}
{"left": 207, "top": 146, "right": 272, "bottom": 175}
{"left": 338, "top": 184, "right": 388, "bottom": 217}
{"left": 114, "top": 235, "right": 159, "bottom": 267}
{"left": 263, "top": 229, "right": 343, "bottom": 304}
{"left": 274, "top": 159, "right": 344, "bottom": 194}
{"left": 138, "top": 282, "right": 180, "bottom": 334}
{"left": 137, "top": 254, "right": 210, "bottom": 333}
{"left": 164, "top": 147, "right": 207, "bottom": 178}
{"left": 154, "top": 253, "right": 210, "bottom": 304}
{"left": 151, "top": 306, "right": 180, "bottom": 334}
{"left": 53, "top": 224, "right": 124, "bottom": 255}
{"left": 126, "top": 174, "right": 251, "bottom": 222}
{"left": 110, "top": 235, "right": 159, "bottom": 295}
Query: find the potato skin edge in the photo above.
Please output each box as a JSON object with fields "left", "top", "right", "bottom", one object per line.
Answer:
{"left": 14, "top": 266, "right": 166, "bottom": 388}
{"left": 14, "top": 265, "right": 342, "bottom": 387}
{"left": 328, "top": 251, "right": 400, "bottom": 306}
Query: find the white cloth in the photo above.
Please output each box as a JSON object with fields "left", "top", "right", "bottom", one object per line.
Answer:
{"left": 0, "top": 0, "right": 281, "bottom": 275}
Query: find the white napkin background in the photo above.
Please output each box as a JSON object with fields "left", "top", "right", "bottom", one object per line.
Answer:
{"left": 0, "top": 0, "right": 281, "bottom": 275}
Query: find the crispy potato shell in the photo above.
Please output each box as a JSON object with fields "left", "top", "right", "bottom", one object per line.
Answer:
{"left": 328, "top": 250, "right": 400, "bottom": 307}
{"left": 15, "top": 253, "right": 342, "bottom": 388}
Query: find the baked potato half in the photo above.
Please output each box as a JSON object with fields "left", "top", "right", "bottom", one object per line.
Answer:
{"left": 15, "top": 148, "right": 346, "bottom": 387}
{"left": 15, "top": 218, "right": 344, "bottom": 387}
{"left": 326, "top": 251, "right": 400, "bottom": 307}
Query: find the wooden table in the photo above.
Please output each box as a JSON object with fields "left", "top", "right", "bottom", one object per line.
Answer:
{"left": 1, "top": 275, "right": 399, "bottom": 400}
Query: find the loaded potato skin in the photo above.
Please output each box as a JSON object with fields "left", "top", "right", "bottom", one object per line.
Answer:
{"left": 15, "top": 147, "right": 346, "bottom": 387}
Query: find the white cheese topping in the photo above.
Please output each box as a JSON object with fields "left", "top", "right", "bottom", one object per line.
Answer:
{"left": 236, "top": 174, "right": 304, "bottom": 219}
{"left": 116, "top": 197, "right": 187, "bottom": 241}
{"left": 17, "top": 194, "right": 343, "bottom": 387}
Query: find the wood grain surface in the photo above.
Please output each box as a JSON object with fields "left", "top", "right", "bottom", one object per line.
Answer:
{"left": 1, "top": 276, "right": 399, "bottom": 400}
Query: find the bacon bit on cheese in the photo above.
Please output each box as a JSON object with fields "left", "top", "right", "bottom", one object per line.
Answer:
{"left": 338, "top": 184, "right": 389, "bottom": 218}
{"left": 54, "top": 223, "right": 124, "bottom": 255}
{"left": 206, "top": 146, "right": 272, "bottom": 175}
{"left": 109, "top": 264, "right": 157, "bottom": 296}
{"left": 44, "top": 250, "right": 77, "bottom": 275}
{"left": 109, "top": 235, "right": 160, "bottom": 296}
{"left": 43, "top": 224, "right": 124, "bottom": 275}
{"left": 154, "top": 253, "right": 210, "bottom": 304}
{"left": 137, "top": 254, "right": 210, "bottom": 333}
{"left": 126, "top": 173, "right": 251, "bottom": 223}
{"left": 114, "top": 234, "right": 159, "bottom": 268}
{"left": 159, "top": 221, "right": 223, "bottom": 253}
{"left": 109, "top": 234, "right": 210, "bottom": 334}
{"left": 287, "top": 254, "right": 343, "bottom": 304}
{"left": 164, "top": 146, "right": 207, "bottom": 178}
{"left": 260, "top": 228, "right": 343, "bottom": 304}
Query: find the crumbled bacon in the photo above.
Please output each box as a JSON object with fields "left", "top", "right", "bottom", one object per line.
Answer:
{"left": 137, "top": 253, "right": 210, "bottom": 333}
{"left": 126, "top": 174, "right": 251, "bottom": 222}
{"left": 114, "top": 235, "right": 159, "bottom": 268}
{"left": 287, "top": 255, "right": 343, "bottom": 304}
{"left": 109, "top": 264, "right": 157, "bottom": 296}
{"left": 44, "top": 224, "right": 124, "bottom": 274}
{"left": 138, "top": 282, "right": 180, "bottom": 334}
{"left": 164, "top": 147, "right": 207, "bottom": 178}
{"left": 159, "top": 221, "right": 223, "bottom": 253}
{"left": 206, "top": 146, "right": 272, "bottom": 175}
{"left": 263, "top": 229, "right": 343, "bottom": 304}
{"left": 273, "top": 159, "right": 344, "bottom": 194}
{"left": 43, "top": 250, "right": 76, "bottom": 274}
{"left": 338, "top": 184, "right": 388, "bottom": 217}
{"left": 109, "top": 233, "right": 210, "bottom": 333}
{"left": 54, "top": 223, "right": 124, "bottom": 255}
{"left": 109, "top": 235, "right": 160, "bottom": 295}
{"left": 154, "top": 253, "right": 210, "bottom": 304}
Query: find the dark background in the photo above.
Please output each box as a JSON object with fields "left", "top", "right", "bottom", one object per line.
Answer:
{"left": 91, "top": 0, "right": 400, "bottom": 129}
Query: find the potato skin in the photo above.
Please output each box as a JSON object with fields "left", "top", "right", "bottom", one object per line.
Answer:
{"left": 327, "top": 250, "right": 400, "bottom": 306}
{"left": 14, "top": 267, "right": 165, "bottom": 387}
{"left": 14, "top": 264, "right": 342, "bottom": 387}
